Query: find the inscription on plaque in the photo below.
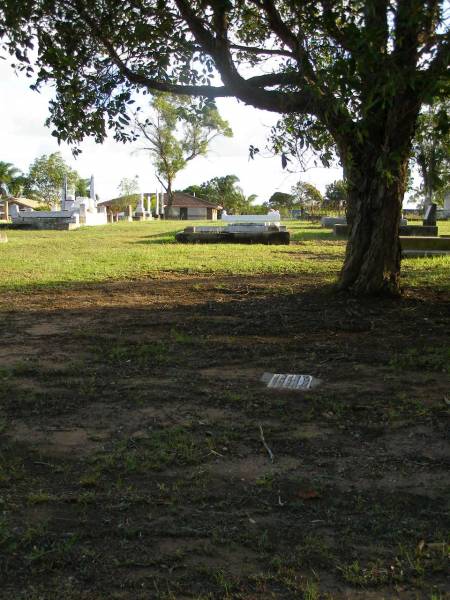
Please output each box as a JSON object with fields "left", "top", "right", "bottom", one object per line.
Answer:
{"left": 266, "top": 373, "right": 313, "bottom": 390}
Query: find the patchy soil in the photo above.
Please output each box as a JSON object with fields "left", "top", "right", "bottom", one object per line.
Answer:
{"left": 0, "top": 274, "right": 449, "bottom": 599}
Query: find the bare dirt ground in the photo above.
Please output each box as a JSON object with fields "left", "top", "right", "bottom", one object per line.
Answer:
{"left": 0, "top": 274, "right": 449, "bottom": 599}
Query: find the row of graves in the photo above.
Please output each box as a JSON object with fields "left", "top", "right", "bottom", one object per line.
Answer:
{"left": 98, "top": 193, "right": 158, "bottom": 223}
{"left": 322, "top": 201, "right": 450, "bottom": 257}
{"left": 0, "top": 180, "right": 170, "bottom": 230}
{"left": 2, "top": 176, "right": 107, "bottom": 230}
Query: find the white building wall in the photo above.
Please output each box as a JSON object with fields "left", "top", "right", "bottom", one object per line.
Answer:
{"left": 187, "top": 207, "right": 207, "bottom": 219}
{"left": 165, "top": 206, "right": 180, "bottom": 218}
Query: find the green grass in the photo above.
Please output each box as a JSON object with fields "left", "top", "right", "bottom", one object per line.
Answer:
{"left": 1, "top": 219, "right": 449, "bottom": 291}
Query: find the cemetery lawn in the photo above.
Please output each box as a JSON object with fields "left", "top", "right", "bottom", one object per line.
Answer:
{"left": 0, "top": 221, "right": 449, "bottom": 599}
{"left": 1, "top": 219, "right": 450, "bottom": 292}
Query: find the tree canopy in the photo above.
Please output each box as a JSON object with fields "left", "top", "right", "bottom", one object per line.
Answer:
{"left": 114, "top": 176, "right": 140, "bottom": 211}
{"left": 291, "top": 181, "right": 323, "bottom": 210}
{"left": 24, "top": 152, "right": 84, "bottom": 207}
{"left": 323, "top": 180, "right": 348, "bottom": 211}
{"left": 75, "top": 177, "right": 91, "bottom": 198}
{"left": 411, "top": 99, "right": 450, "bottom": 207}
{"left": 1, "top": 0, "right": 449, "bottom": 294}
{"left": 267, "top": 191, "right": 295, "bottom": 212}
{"left": 133, "top": 93, "right": 231, "bottom": 206}
{"left": 183, "top": 175, "right": 259, "bottom": 214}
{"left": 0, "top": 161, "right": 25, "bottom": 197}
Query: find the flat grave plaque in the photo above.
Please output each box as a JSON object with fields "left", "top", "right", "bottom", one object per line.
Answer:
{"left": 265, "top": 373, "right": 313, "bottom": 390}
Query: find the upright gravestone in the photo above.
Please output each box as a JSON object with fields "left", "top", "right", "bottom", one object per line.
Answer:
{"left": 423, "top": 203, "right": 437, "bottom": 226}
{"left": 61, "top": 176, "right": 68, "bottom": 210}
{"left": 145, "top": 194, "right": 153, "bottom": 220}
{"left": 134, "top": 194, "right": 146, "bottom": 221}
{"left": 155, "top": 192, "right": 160, "bottom": 219}
{"left": 444, "top": 192, "right": 450, "bottom": 211}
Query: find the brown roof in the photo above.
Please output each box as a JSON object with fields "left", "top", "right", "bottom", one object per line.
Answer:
{"left": 163, "top": 192, "right": 221, "bottom": 209}
{"left": 97, "top": 194, "right": 139, "bottom": 208}
{"left": 8, "top": 197, "right": 41, "bottom": 210}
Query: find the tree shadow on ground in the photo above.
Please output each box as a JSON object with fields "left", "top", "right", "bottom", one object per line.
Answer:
{"left": 0, "top": 275, "right": 449, "bottom": 599}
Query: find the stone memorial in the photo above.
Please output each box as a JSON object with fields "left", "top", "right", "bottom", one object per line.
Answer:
{"left": 321, "top": 216, "right": 347, "bottom": 228}
{"left": 437, "top": 192, "right": 450, "bottom": 219}
{"left": 155, "top": 191, "right": 160, "bottom": 219}
{"left": 401, "top": 235, "right": 450, "bottom": 257}
{"left": 445, "top": 192, "right": 450, "bottom": 211}
{"left": 145, "top": 194, "right": 153, "bottom": 220}
{"left": 423, "top": 203, "right": 437, "bottom": 226}
{"left": 334, "top": 221, "right": 437, "bottom": 238}
{"left": 133, "top": 194, "right": 147, "bottom": 221}
{"left": 176, "top": 210, "right": 290, "bottom": 244}
{"left": 326, "top": 216, "right": 407, "bottom": 231}
{"left": 9, "top": 174, "right": 107, "bottom": 230}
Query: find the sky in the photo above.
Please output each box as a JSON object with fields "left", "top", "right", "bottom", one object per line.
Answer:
{"left": 0, "top": 60, "right": 342, "bottom": 204}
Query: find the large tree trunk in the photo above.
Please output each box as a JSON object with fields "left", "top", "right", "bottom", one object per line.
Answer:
{"left": 164, "top": 178, "right": 177, "bottom": 219}
{"left": 335, "top": 94, "right": 421, "bottom": 296}
{"left": 337, "top": 153, "right": 409, "bottom": 296}
{"left": 166, "top": 178, "right": 174, "bottom": 207}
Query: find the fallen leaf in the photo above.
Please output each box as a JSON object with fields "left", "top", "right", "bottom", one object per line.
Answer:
{"left": 297, "top": 489, "right": 320, "bottom": 500}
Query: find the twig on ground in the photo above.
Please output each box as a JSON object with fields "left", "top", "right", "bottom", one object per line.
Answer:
{"left": 209, "top": 448, "right": 224, "bottom": 457}
{"left": 259, "top": 424, "right": 274, "bottom": 462}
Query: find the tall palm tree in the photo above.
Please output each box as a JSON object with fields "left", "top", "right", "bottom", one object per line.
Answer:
{"left": 0, "top": 162, "right": 24, "bottom": 197}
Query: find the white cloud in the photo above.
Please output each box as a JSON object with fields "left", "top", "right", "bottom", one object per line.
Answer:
{"left": 0, "top": 60, "right": 342, "bottom": 202}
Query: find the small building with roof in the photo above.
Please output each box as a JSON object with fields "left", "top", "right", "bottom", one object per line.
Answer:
{"left": 163, "top": 192, "right": 221, "bottom": 220}
{"left": 98, "top": 192, "right": 222, "bottom": 220}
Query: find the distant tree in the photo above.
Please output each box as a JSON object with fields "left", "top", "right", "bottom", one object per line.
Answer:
{"left": 0, "top": 161, "right": 26, "bottom": 197}
{"left": 4, "top": 1, "right": 448, "bottom": 293}
{"left": 116, "top": 176, "right": 140, "bottom": 210}
{"left": 133, "top": 94, "right": 232, "bottom": 210}
{"left": 184, "top": 175, "right": 256, "bottom": 214}
{"left": 267, "top": 192, "right": 295, "bottom": 211}
{"left": 75, "top": 177, "right": 91, "bottom": 198}
{"left": 323, "top": 180, "right": 348, "bottom": 211}
{"left": 182, "top": 184, "right": 203, "bottom": 198}
{"left": 291, "top": 182, "right": 323, "bottom": 211}
{"left": 411, "top": 100, "right": 450, "bottom": 207}
{"left": 246, "top": 202, "right": 270, "bottom": 215}
{"left": 24, "top": 152, "right": 78, "bottom": 207}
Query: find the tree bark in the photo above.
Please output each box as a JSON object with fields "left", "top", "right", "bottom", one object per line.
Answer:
{"left": 163, "top": 177, "right": 176, "bottom": 219}
{"left": 338, "top": 159, "right": 407, "bottom": 295}
{"left": 335, "top": 91, "right": 421, "bottom": 296}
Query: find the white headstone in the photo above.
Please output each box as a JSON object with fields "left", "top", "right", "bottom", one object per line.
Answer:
{"left": 136, "top": 193, "right": 145, "bottom": 214}
{"left": 89, "top": 175, "right": 95, "bottom": 201}
{"left": 61, "top": 176, "right": 68, "bottom": 210}
{"left": 444, "top": 191, "right": 450, "bottom": 210}
{"left": 9, "top": 204, "right": 19, "bottom": 217}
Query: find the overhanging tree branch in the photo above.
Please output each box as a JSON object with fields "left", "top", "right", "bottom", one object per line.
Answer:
{"left": 173, "top": 0, "right": 321, "bottom": 113}
{"left": 229, "top": 42, "right": 294, "bottom": 58}
{"left": 319, "top": 0, "right": 359, "bottom": 54}
{"left": 420, "top": 31, "right": 450, "bottom": 100}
